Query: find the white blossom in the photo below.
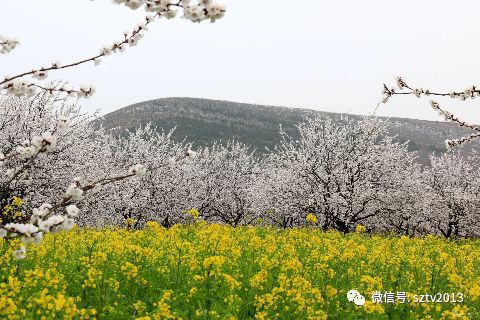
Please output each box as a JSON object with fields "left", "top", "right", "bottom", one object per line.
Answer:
{"left": 187, "top": 148, "right": 197, "bottom": 160}
{"left": 41, "top": 131, "right": 57, "bottom": 152}
{"left": 0, "top": 35, "right": 19, "bottom": 54}
{"left": 38, "top": 215, "right": 65, "bottom": 232}
{"left": 32, "top": 203, "right": 53, "bottom": 217}
{"left": 12, "top": 246, "right": 26, "bottom": 260}
{"left": 65, "top": 183, "right": 84, "bottom": 201}
{"left": 66, "top": 204, "right": 79, "bottom": 217}
{"left": 62, "top": 218, "right": 75, "bottom": 231}
{"left": 77, "top": 85, "right": 96, "bottom": 98}
{"left": 6, "top": 168, "right": 15, "bottom": 178}
{"left": 413, "top": 88, "right": 423, "bottom": 98}
{"left": 16, "top": 145, "right": 36, "bottom": 159}
{"left": 5, "top": 223, "right": 38, "bottom": 236}
{"left": 130, "top": 163, "right": 147, "bottom": 177}
{"left": 32, "top": 232, "right": 43, "bottom": 245}
{"left": 32, "top": 70, "right": 48, "bottom": 80}
{"left": 57, "top": 116, "right": 70, "bottom": 131}
{"left": 52, "top": 60, "right": 61, "bottom": 69}
{"left": 3, "top": 80, "right": 36, "bottom": 97}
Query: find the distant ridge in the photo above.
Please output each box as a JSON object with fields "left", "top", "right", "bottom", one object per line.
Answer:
{"left": 98, "top": 97, "right": 480, "bottom": 165}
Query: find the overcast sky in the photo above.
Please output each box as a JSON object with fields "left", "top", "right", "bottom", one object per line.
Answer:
{"left": 2, "top": 0, "right": 480, "bottom": 123}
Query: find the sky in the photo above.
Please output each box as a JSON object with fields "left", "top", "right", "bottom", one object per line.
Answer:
{"left": 2, "top": 0, "right": 480, "bottom": 123}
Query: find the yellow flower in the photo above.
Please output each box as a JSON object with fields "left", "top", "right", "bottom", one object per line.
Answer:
{"left": 125, "top": 217, "right": 135, "bottom": 228}
{"left": 306, "top": 214, "right": 317, "bottom": 224}
{"left": 12, "top": 197, "right": 23, "bottom": 207}
{"left": 223, "top": 274, "right": 241, "bottom": 291}
{"left": 363, "top": 301, "right": 385, "bottom": 314}
{"left": 355, "top": 224, "right": 366, "bottom": 233}
{"left": 151, "top": 291, "right": 176, "bottom": 319}
{"left": 325, "top": 285, "right": 337, "bottom": 297}
{"left": 250, "top": 270, "right": 268, "bottom": 289}
{"left": 255, "top": 311, "right": 268, "bottom": 320}
{"left": 203, "top": 256, "right": 226, "bottom": 270}
{"left": 185, "top": 208, "right": 200, "bottom": 220}
{"left": 145, "top": 221, "right": 160, "bottom": 229}
{"left": 120, "top": 262, "right": 139, "bottom": 280}
{"left": 133, "top": 300, "right": 147, "bottom": 313}
{"left": 469, "top": 285, "right": 480, "bottom": 301}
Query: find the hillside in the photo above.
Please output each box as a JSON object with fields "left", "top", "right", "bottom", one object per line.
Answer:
{"left": 97, "top": 97, "right": 480, "bottom": 165}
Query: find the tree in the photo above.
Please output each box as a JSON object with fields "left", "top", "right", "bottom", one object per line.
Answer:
{"left": 76, "top": 124, "right": 191, "bottom": 228}
{"left": 263, "top": 116, "right": 417, "bottom": 232}
{"left": 188, "top": 141, "right": 259, "bottom": 226}
{"left": 424, "top": 152, "right": 480, "bottom": 238}
{"left": 374, "top": 163, "right": 429, "bottom": 237}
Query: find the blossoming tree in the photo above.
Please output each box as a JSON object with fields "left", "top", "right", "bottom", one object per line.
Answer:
{"left": 424, "top": 152, "right": 480, "bottom": 238}
{"left": 260, "top": 116, "right": 417, "bottom": 232}
{"left": 187, "top": 141, "right": 259, "bottom": 226}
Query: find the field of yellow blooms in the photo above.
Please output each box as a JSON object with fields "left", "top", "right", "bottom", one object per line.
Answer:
{"left": 1, "top": 222, "right": 479, "bottom": 320}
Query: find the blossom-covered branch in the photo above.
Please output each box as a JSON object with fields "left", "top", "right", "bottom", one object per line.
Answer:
{"left": 1, "top": 14, "right": 158, "bottom": 98}
{"left": 382, "top": 76, "right": 480, "bottom": 147}
{"left": 1, "top": 0, "right": 226, "bottom": 98}
{"left": 113, "top": 0, "right": 226, "bottom": 22}
{"left": 0, "top": 35, "right": 19, "bottom": 54}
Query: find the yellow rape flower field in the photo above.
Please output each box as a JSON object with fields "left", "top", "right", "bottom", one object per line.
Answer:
{"left": 1, "top": 222, "right": 479, "bottom": 319}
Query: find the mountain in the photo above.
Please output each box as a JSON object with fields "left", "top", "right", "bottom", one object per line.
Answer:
{"left": 97, "top": 97, "right": 480, "bottom": 165}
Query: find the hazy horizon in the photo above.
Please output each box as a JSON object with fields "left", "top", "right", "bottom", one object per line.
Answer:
{"left": 2, "top": 0, "right": 480, "bottom": 123}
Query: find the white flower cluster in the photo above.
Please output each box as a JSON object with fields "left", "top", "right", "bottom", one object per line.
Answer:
{"left": 98, "top": 15, "right": 157, "bottom": 59}
{"left": 15, "top": 131, "right": 57, "bottom": 159}
{"left": 2, "top": 79, "right": 36, "bottom": 97}
{"left": 381, "top": 84, "right": 395, "bottom": 104}
{"left": 187, "top": 148, "right": 197, "bottom": 160}
{"left": 77, "top": 85, "right": 96, "bottom": 98}
{"left": 57, "top": 116, "right": 70, "bottom": 131}
{"left": 0, "top": 201, "right": 80, "bottom": 259}
{"left": 65, "top": 179, "right": 84, "bottom": 200}
{"left": 446, "top": 85, "right": 480, "bottom": 101}
{"left": 38, "top": 215, "right": 74, "bottom": 234}
{"left": 183, "top": 1, "right": 226, "bottom": 23}
{"left": 2, "top": 79, "right": 97, "bottom": 99}
{"left": 396, "top": 76, "right": 406, "bottom": 90}
{"left": 0, "top": 35, "right": 19, "bottom": 54}
{"left": 3, "top": 223, "right": 38, "bottom": 238}
{"left": 130, "top": 163, "right": 147, "bottom": 177}
{"left": 32, "top": 69, "right": 48, "bottom": 80}
{"left": 112, "top": 0, "right": 226, "bottom": 23}
{"left": 12, "top": 246, "right": 26, "bottom": 260}
{"left": 444, "top": 133, "right": 480, "bottom": 149}
{"left": 53, "top": 84, "right": 97, "bottom": 98}
{"left": 32, "top": 203, "right": 53, "bottom": 217}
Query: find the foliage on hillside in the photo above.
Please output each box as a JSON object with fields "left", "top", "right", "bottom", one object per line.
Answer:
{"left": 99, "top": 97, "right": 480, "bottom": 164}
